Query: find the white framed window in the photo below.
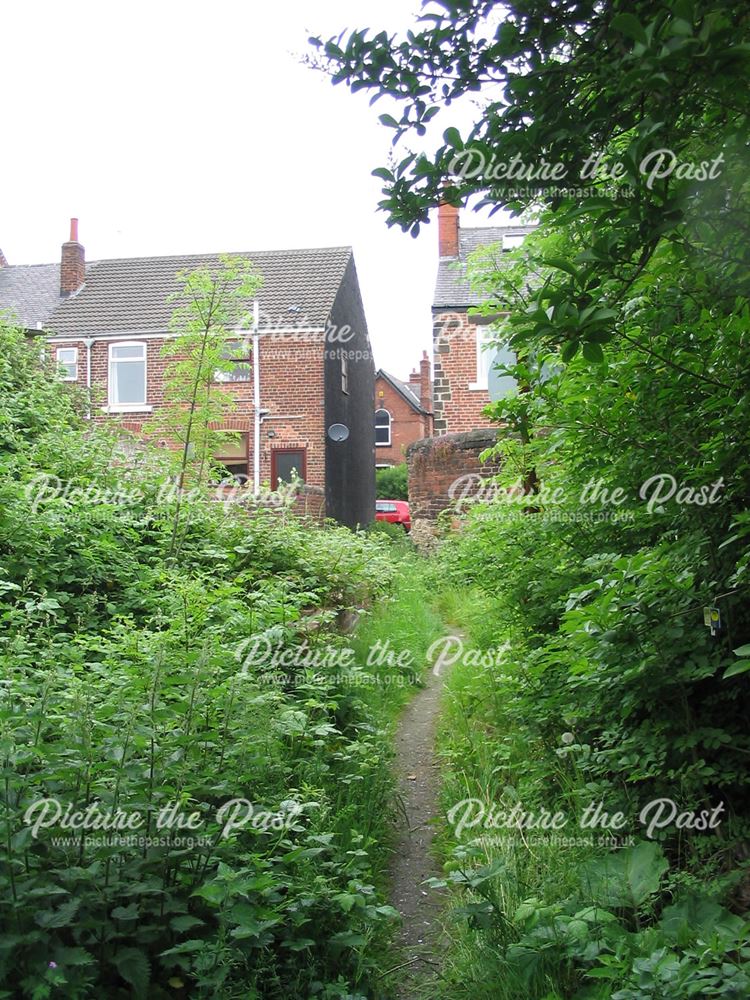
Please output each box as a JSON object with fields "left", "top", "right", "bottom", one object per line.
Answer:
{"left": 470, "top": 328, "right": 517, "bottom": 397}
{"left": 108, "top": 341, "right": 148, "bottom": 409}
{"left": 56, "top": 347, "right": 78, "bottom": 381}
{"left": 341, "top": 354, "right": 349, "bottom": 394}
{"left": 375, "top": 408, "right": 391, "bottom": 446}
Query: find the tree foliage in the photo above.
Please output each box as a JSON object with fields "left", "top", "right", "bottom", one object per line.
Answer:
{"left": 312, "top": 0, "right": 750, "bottom": 359}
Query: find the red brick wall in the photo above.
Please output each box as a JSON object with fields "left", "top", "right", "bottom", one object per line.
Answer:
{"left": 60, "top": 241, "right": 85, "bottom": 295}
{"left": 375, "top": 374, "right": 432, "bottom": 465}
{"left": 49, "top": 333, "right": 326, "bottom": 488}
{"left": 432, "top": 310, "right": 495, "bottom": 435}
{"left": 237, "top": 484, "right": 326, "bottom": 524}
{"left": 406, "top": 429, "right": 502, "bottom": 524}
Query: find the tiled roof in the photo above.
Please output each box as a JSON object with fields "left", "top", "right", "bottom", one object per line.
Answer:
{"left": 42, "top": 246, "right": 353, "bottom": 337}
{"left": 0, "top": 262, "right": 78, "bottom": 330}
{"left": 376, "top": 369, "right": 429, "bottom": 414}
{"left": 433, "top": 224, "right": 537, "bottom": 309}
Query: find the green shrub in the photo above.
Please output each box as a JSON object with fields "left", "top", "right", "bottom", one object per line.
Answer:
{"left": 0, "top": 323, "right": 417, "bottom": 998}
{"left": 375, "top": 464, "right": 408, "bottom": 500}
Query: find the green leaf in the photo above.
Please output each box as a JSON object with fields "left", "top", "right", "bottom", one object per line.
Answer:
{"left": 581, "top": 841, "right": 667, "bottom": 908}
{"left": 169, "top": 914, "right": 205, "bottom": 932}
{"left": 611, "top": 13, "right": 648, "bottom": 46}
{"left": 35, "top": 898, "right": 81, "bottom": 929}
{"left": 723, "top": 660, "right": 750, "bottom": 679}
{"left": 442, "top": 126, "right": 463, "bottom": 148}
{"left": 329, "top": 931, "right": 367, "bottom": 947}
{"left": 561, "top": 341, "right": 579, "bottom": 362}
{"left": 111, "top": 948, "right": 150, "bottom": 999}
{"left": 52, "top": 946, "right": 95, "bottom": 967}
{"left": 732, "top": 644, "right": 750, "bottom": 656}
{"left": 582, "top": 342, "right": 604, "bottom": 363}
{"left": 542, "top": 256, "right": 578, "bottom": 278}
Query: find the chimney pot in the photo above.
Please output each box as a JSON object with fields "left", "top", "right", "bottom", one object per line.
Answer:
{"left": 438, "top": 202, "right": 460, "bottom": 258}
{"left": 69, "top": 218, "right": 79, "bottom": 242}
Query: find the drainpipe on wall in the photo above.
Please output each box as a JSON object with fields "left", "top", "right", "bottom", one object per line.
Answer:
{"left": 252, "top": 300, "right": 261, "bottom": 495}
{"left": 82, "top": 337, "right": 94, "bottom": 419}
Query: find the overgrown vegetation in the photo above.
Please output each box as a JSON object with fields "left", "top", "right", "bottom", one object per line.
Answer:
{"left": 312, "top": 3, "right": 750, "bottom": 995}
{"left": 425, "top": 212, "right": 750, "bottom": 995}
{"left": 0, "top": 323, "right": 435, "bottom": 999}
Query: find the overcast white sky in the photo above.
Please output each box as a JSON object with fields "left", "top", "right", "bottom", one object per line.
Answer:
{"left": 2, "top": 0, "right": 504, "bottom": 375}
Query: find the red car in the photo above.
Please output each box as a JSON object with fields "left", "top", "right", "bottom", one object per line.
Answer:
{"left": 375, "top": 500, "right": 411, "bottom": 532}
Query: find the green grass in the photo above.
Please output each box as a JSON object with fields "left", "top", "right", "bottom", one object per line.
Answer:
{"left": 430, "top": 587, "right": 605, "bottom": 999}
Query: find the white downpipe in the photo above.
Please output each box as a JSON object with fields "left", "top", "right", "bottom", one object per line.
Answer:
{"left": 252, "top": 301, "right": 260, "bottom": 495}
{"left": 82, "top": 338, "right": 94, "bottom": 419}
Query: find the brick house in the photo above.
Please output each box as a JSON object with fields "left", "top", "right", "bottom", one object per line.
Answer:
{"left": 404, "top": 208, "right": 536, "bottom": 541}
{"left": 0, "top": 222, "right": 376, "bottom": 528}
{"left": 374, "top": 353, "right": 432, "bottom": 467}
{"left": 432, "top": 203, "right": 536, "bottom": 434}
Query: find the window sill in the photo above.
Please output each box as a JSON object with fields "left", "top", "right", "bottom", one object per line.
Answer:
{"left": 468, "top": 382, "right": 489, "bottom": 391}
{"left": 101, "top": 405, "right": 153, "bottom": 413}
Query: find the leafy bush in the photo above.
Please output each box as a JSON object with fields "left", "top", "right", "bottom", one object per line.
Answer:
{"left": 429, "top": 207, "right": 750, "bottom": 997}
{"left": 375, "top": 465, "right": 407, "bottom": 501}
{"left": 0, "top": 324, "right": 416, "bottom": 999}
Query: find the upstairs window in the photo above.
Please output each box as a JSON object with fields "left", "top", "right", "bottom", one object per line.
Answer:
{"left": 341, "top": 354, "right": 349, "bottom": 394}
{"left": 214, "top": 339, "right": 252, "bottom": 382}
{"left": 109, "top": 342, "right": 147, "bottom": 406}
{"left": 56, "top": 347, "right": 78, "bottom": 381}
{"left": 473, "top": 329, "right": 517, "bottom": 398}
{"left": 375, "top": 408, "right": 391, "bottom": 446}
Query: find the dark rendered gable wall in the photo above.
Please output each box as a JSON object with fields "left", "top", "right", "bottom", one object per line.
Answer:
{"left": 324, "top": 255, "right": 375, "bottom": 528}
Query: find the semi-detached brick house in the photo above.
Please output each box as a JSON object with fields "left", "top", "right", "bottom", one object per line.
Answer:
{"left": 405, "top": 207, "right": 537, "bottom": 541}
{"left": 432, "top": 203, "right": 536, "bottom": 434}
{"left": 374, "top": 353, "right": 433, "bottom": 467}
{"left": 0, "top": 221, "right": 376, "bottom": 528}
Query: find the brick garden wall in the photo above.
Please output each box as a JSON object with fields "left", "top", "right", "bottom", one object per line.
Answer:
{"left": 406, "top": 428, "right": 502, "bottom": 545}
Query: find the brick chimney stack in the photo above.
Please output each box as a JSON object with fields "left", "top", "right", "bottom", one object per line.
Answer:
{"left": 61, "top": 218, "right": 85, "bottom": 296}
{"left": 419, "top": 349, "right": 432, "bottom": 412}
{"left": 0, "top": 248, "right": 8, "bottom": 268}
{"left": 438, "top": 202, "right": 459, "bottom": 258}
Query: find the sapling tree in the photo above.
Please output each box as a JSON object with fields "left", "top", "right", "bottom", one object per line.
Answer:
{"left": 146, "top": 255, "right": 262, "bottom": 559}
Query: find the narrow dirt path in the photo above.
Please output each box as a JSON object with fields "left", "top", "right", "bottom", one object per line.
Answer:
{"left": 385, "top": 649, "right": 453, "bottom": 999}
